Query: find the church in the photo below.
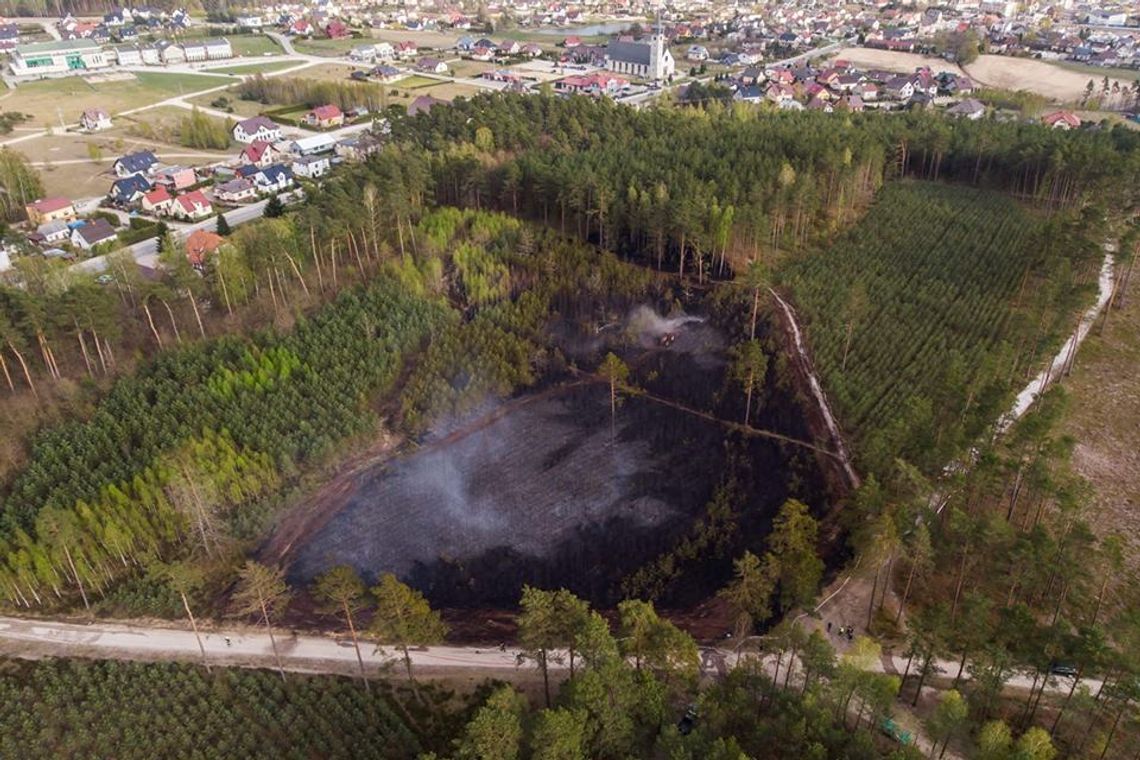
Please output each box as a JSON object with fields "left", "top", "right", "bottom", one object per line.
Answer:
{"left": 605, "top": 27, "right": 675, "bottom": 83}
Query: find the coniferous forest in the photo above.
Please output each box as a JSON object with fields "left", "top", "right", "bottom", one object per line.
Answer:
{"left": 0, "top": 94, "right": 1138, "bottom": 758}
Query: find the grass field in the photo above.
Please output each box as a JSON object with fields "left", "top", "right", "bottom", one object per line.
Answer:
{"left": 187, "top": 91, "right": 265, "bottom": 117}
{"left": 1051, "top": 60, "right": 1140, "bottom": 83}
{"left": 448, "top": 59, "right": 497, "bottom": 78}
{"left": 0, "top": 71, "right": 236, "bottom": 125}
{"left": 206, "top": 60, "right": 305, "bottom": 76}
{"left": 293, "top": 37, "right": 365, "bottom": 57}
{"left": 782, "top": 181, "right": 1076, "bottom": 474}
{"left": 396, "top": 74, "right": 441, "bottom": 89}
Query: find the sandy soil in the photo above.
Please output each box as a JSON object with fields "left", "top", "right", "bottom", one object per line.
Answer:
{"left": 836, "top": 47, "right": 1135, "bottom": 104}
{"left": 963, "top": 55, "right": 1135, "bottom": 103}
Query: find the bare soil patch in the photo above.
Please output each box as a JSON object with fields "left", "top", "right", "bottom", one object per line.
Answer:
{"left": 963, "top": 55, "right": 1134, "bottom": 102}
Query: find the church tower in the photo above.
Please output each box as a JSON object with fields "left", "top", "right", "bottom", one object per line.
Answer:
{"left": 647, "top": 10, "right": 674, "bottom": 83}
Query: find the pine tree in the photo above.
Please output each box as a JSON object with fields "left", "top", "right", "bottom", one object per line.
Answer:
{"left": 215, "top": 212, "right": 232, "bottom": 236}
{"left": 264, "top": 195, "right": 285, "bottom": 219}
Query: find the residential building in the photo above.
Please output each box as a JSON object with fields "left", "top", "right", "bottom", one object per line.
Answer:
{"left": 172, "top": 190, "right": 213, "bottom": 220}
{"left": 303, "top": 104, "right": 344, "bottom": 129}
{"left": 686, "top": 45, "right": 709, "bottom": 62}
{"left": 395, "top": 40, "right": 417, "bottom": 59}
{"left": 157, "top": 39, "right": 184, "bottom": 64}
{"left": 370, "top": 64, "right": 401, "bottom": 81}
{"left": 1043, "top": 110, "right": 1081, "bottom": 129}
{"left": 113, "top": 150, "right": 159, "bottom": 177}
{"left": 947, "top": 98, "right": 986, "bottom": 120}
{"left": 10, "top": 39, "right": 109, "bottom": 76}
{"left": 214, "top": 177, "right": 258, "bottom": 202}
{"left": 349, "top": 43, "right": 376, "bottom": 62}
{"left": 204, "top": 38, "right": 233, "bottom": 60}
{"left": 606, "top": 26, "right": 675, "bottom": 82}
{"left": 141, "top": 186, "right": 174, "bottom": 214}
{"left": 25, "top": 197, "right": 77, "bottom": 225}
{"left": 80, "top": 108, "right": 112, "bottom": 131}
{"left": 109, "top": 175, "right": 152, "bottom": 204}
{"left": 373, "top": 42, "right": 394, "bottom": 60}
{"left": 232, "top": 116, "right": 283, "bottom": 144}
{"left": 36, "top": 219, "right": 72, "bottom": 244}
{"left": 288, "top": 134, "right": 337, "bottom": 156}
{"left": 236, "top": 15, "right": 263, "bottom": 30}
{"left": 182, "top": 40, "right": 208, "bottom": 62}
{"left": 185, "top": 229, "right": 224, "bottom": 267}
{"left": 407, "top": 95, "right": 446, "bottom": 116}
{"left": 114, "top": 45, "right": 143, "bottom": 65}
{"left": 154, "top": 165, "right": 197, "bottom": 191}
{"left": 251, "top": 164, "right": 293, "bottom": 193}
{"left": 416, "top": 57, "right": 448, "bottom": 74}
{"left": 70, "top": 218, "right": 117, "bottom": 250}
{"left": 334, "top": 134, "right": 381, "bottom": 161}
{"left": 554, "top": 72, "right": 629, "bottom": 97}
{"left": 292, "top": 154, "right": 331, "bottom": 178}
{"left": 240, "top": 140, "right": 284, "bottom": 167}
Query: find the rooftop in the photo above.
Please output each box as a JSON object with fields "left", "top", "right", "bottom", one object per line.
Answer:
{"left": 16, "top": 39, "right": 101, "bottom": 55}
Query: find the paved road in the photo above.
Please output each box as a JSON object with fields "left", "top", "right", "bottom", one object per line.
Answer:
{"left": 72, "top": 193, "right": 297, "bottom": 273}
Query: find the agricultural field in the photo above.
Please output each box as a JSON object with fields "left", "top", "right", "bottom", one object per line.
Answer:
{"left": 0, "top": 658, "right": 434, "bottom": 759}
{"left": 0, "top": 71, "right": 235, "bottom": 126}
{"left": 782, "top": 181, "right": 1088, "bottom": 474}
{"left": 963, "top": 55, "right": 1135, "bottom": 102}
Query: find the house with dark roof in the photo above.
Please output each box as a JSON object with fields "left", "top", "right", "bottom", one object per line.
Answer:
{"left": 215, "top": 177, "right": 257, "bottom": 203}
{"left": 70, "top": 218, "right": 117, "bottom": 250}
{"left": 232, "top": 116, "right": 282, "bottom": 144}
{"left": 251, "top": 164, "right": 293, "bottom": 193}
{"left": 109, "top": 174, "right": 152, "bottom": 204}
{"left": 407, "top": 95, "right": 447, "bottom": 116}
{"left": 113, "top": 150, "right": 158, "bottom": 177}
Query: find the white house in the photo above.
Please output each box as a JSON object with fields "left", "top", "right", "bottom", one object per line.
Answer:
{"left": 36, "top": 220, "right": 71, "bottom": 244}
{"left": 80, "top": 108, "right": 112, "bottom": 131}
{"left": 236, "top": 15, "right": 263, "bottom": 29}
{"left": 250, "top": 164, "right": 293, "bottom": 192}
{"left": 115, "top": 45, "right": 143, "bottom": 66}
{"left": 204, "top": 38, "right": 233, "bottom": 60}
{"left": 214, "top": 177, "right": 258, "bottom": 202}
{"left": 182, "top": 40, "right": 208, "bottom": 62}
{"left": 292, "top": 154, "right": 331, "bottom": 178}
{"left": 686, "top": 45, "right": 709, "bottom": 62}
{"left": 172, "top": 190, "right": 213, "bottom": 221}
{"left": 70, "top": 219, "right": 117, "bottom": 250}
{"left": 349, "top": 43, "right": 376, "bottom": 62}
{"left": 373, "top": 41, "right": 394, "bottom": 60}
{"left": 140, "top": 45, "right": 161, "bottom": 65}
{"left": 232, "top": 116, "right": 283, "bottom": 144}
{"left": 288, "top": 133, "right": 337, "bottom": 156}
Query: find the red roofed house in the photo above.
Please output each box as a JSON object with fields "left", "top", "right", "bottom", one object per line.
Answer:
{"left": 289, "top": 19, "right": 313, "bottom": 36}
{"left": 240, "top": 140, "right": 284, "bottom": 168}
{"left": 562, "top": 35, "right": 582, "bottom": 48}
{"left": 1043, "top": 110, "right": 1081, "bottom": 130}
{"left": 185, "top": 229, "right": 225, "bottom": 268}
{"left": 141, "top": 186, "right": 173, "bottom": 215}
{"left": 172, "top": 190, "right": 213, "bottom": 221}
{"left": 25, "top": 197, "right": 77, "bottom": 225}
{"left": 553, "top": 72, "right": 629, "bottom": 97}
{"left": 395, "top": 40, "right": 418, "bottom": 59}
{"left": 324, "top": 20, "right": 348, "bottom": 39}
{"left": 303, "top": 104, "right": 344, "bottom": 129}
